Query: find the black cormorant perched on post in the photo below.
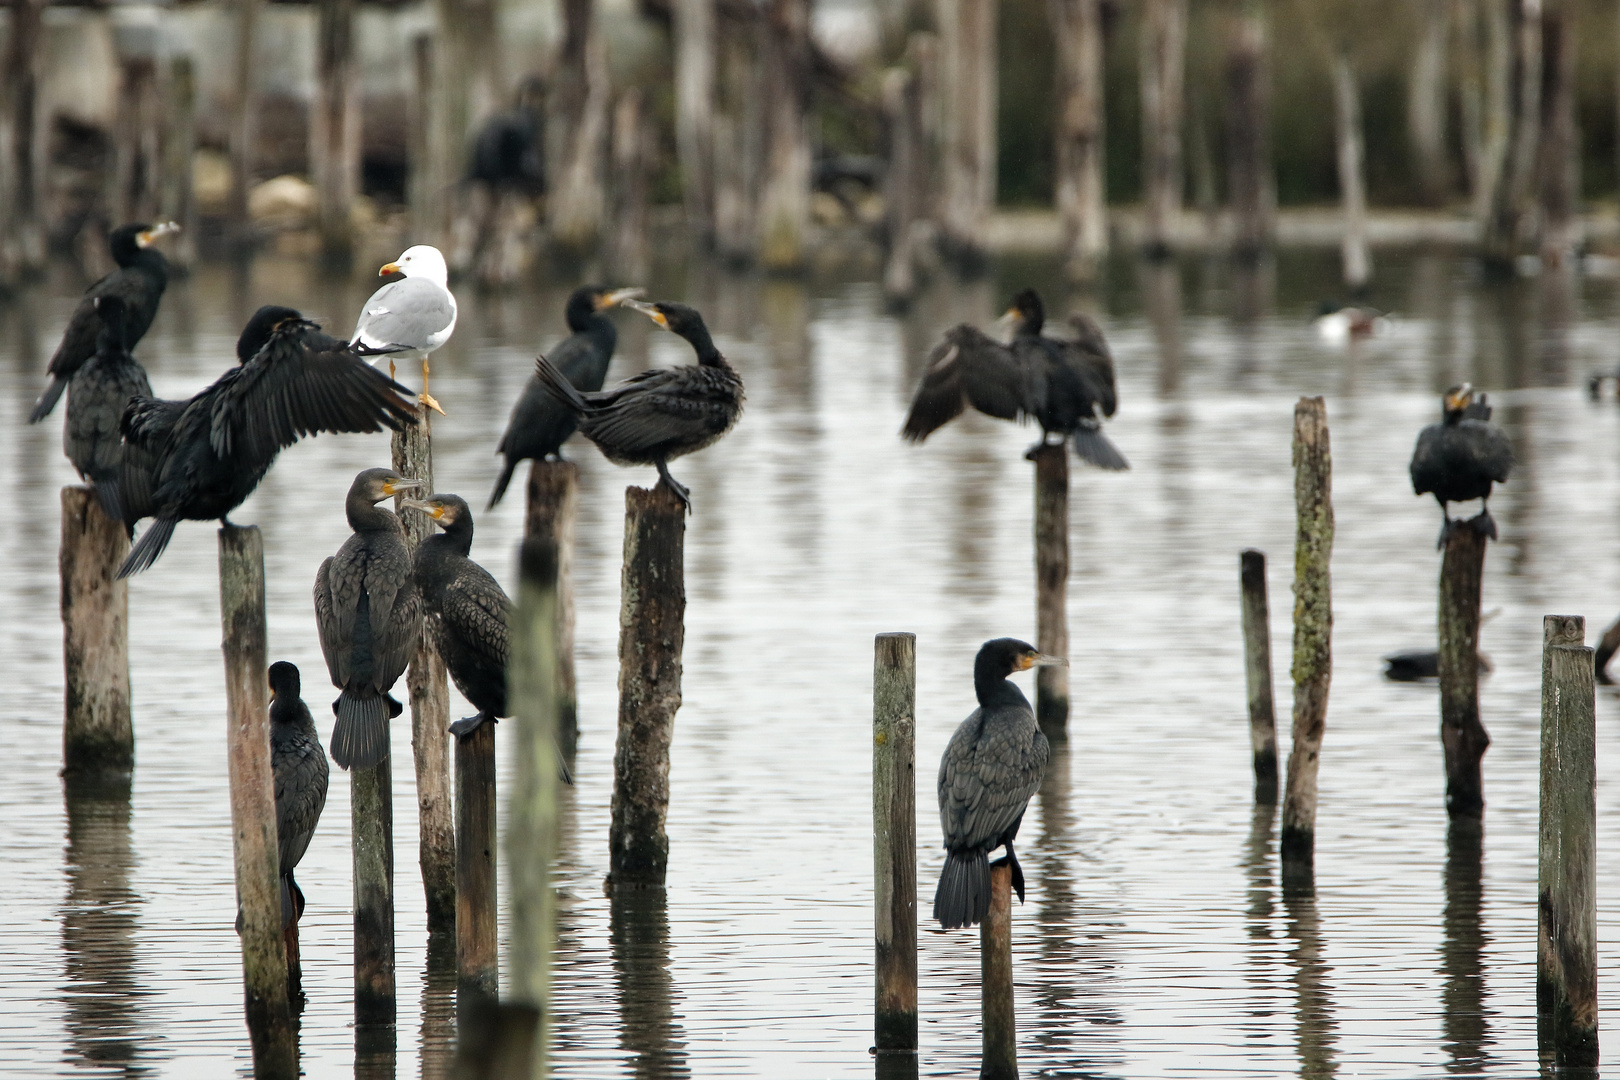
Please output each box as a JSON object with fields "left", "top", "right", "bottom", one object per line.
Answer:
{"left": 115, "top": 305, "right": 419, "bottom": 577}
{"left": 64, "top": 296, "right": 151, "bottom": 522}
{"left": 1409, "top": 383, "right": 1514, "bottom": 545}
{"left": 29, "top": 222, "right": 178, "bottom": 423}
{"left": 268, "top": 661, "right": 329, "bottom": 928}
{"left": 488, "top": 285, "right": 644, "bottom": 508}
{"left": 903, "top": 289, "right": 1127, "bottom": 470}
{"left": 315, "top": 468, "right": 425, "bottom": 771}
{"left": 933, "top": 638, "right": 1063, "bottom": 930}
{"left": 534, "top": 299, "right": 744, "bottom": 512}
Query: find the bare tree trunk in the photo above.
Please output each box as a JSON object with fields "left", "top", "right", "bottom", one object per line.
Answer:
{"left": 714, "top": 15, "right": 763, "bottom": 263}
{"left": 1139, "top": 0, "right": 1187, "bottom": 258}
{"left": 757, "top": 0, "right": 812, "bottom": 271}
{"left": 1048, "top": 0, "right": 1106, "bottom": 280}
{"left": 433, "top": 0, "right": 503, "bottom": 268}
{"left": 1225, "top": 1, "right": 1272, "bottom": 261}
{"left": 675, "top": 0, "right": 718, "bottom": 244}
{"left": 227, "top": 0, "right": 261, "bottom": 250}
{"left": 1482, "top": 0, "right": 1541, "bottom": 269}
{"left": 1410, "top": 0, "right": 1450, "bottom": 205}
{"left": 160, "top": 57, "right": 198, "bottom": 268}
{"left": 312, "top": 0, "right": 360, "bottom": 265}
{"left": 606, "top": 89, "right": 651, "bottom": 282}
{"left": 1331, "top": 51, "right": 1370, "bottom": 291}
{"left": 938, "top": 0, "right": 997, "bottom": 265}
{"left": 0, "top": 0, "right": 44, "bottom": 281}
{"left": 882, "top": 67, "right": 921, "bottom": 301}
{"left": 1537, "top": 0, "right": 1577, "bottom": 264}
{"left": 113, "top": 46, "right": 162, "bottom": 226}
{"left": 549, "top": 0, "right": 610, "bottom": 259}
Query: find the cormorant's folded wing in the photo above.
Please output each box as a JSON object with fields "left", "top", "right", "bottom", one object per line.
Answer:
{"left": 441, "top": 567, "right": 512, "bottom": 672}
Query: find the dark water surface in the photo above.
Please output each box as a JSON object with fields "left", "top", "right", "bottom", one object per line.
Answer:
{"left": 5, "top": 248, "right": 1620, "bottom": 1077}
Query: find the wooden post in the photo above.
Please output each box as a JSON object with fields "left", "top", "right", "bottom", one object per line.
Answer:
{"left": 226, "top": 0, "right": 261, "bottom": 249}
{"left": 1225, "top": 1, "right": 1272, "bottom": 261}
{"left": 312, "top": 0, "right": 360, "bottom": 266}
{"left": 1438, "top": 521, "right": 1490, "bottom": 818}
{"left": 609, "top": 485, "right": 686, "bottom": 889}
{"left": 60, "top": 488, "right": 133, "bottom": 776}
{"left": 1594, "top": 613, "right": 1620, "bottom": 684}
{"left": 1139, "top": 0, "right": 1187, "bottom": 258}
{"left": 352, "top": 751, "right": 394, "bottom": 1027}
{"left": 1409, "top": 0, "right": 1449, "bottom": 205}
{"left": 508, "top": 535, "right": 562, "bottom": 1075}
{"left": 1048, "top": 0, "right": 1107, "bottom": 280}
{"left": 938, "top": 0, "right": 996, "bottom": 265}
{"left": 549, "top": 0, "right": 610, "bottom": 259}
{"left": 1280, "top": 398, "right": 1332, "bottom": 879}
{"left": 455, "top": 723, "right": 497, "bottom": 996}
{"left": 161, "top": 57, "right": 198, "bottom": 269}
{"left": 979, "top": 861, "right": 1016, "bottom": 1079}
{"left": 1540, "top": 634, "right": 1599, "bottom": 1066}
{"left": 393, "top": 411, "right": 456, "bottom": 931}
{"left": 217, "top": 526, "right": 296, "bottom": 1076}
{"left": 1329, "top": 51, "right": 1369, "bottom": 291}
{"left": 526, "top": 461, "right": 580, "bottom": 758}
{"left": 607, "top": 88, "right": 651, "bottom": 283}
{"left": 1240, "top": 549, "right": 1277, "bottom": 804}
{"left": 0, "top": 0, "right": 45, "bottom": 281}
{"left": 873, "top": 633, "right": 917, "bottom": 1055}
{"left": 674, "top": 0, "right": 718, "bottom": 242}
{"left": 1032, "top": 444, "right": 1069, "bottom": 732}
{"left": 757, "top": 0, "right": 812, "bottom": 272}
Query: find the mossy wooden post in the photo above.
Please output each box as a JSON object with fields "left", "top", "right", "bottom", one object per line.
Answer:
{"left": 1280, "top": 398, "right": 1332, "bottom": 885}
{"left": 455, "top": 722, "right": 497, "bottom": 997}
{"left": 508, "top": 536, "right": 562, "bottom": 1075}
{"left": 980, "top": 861, "right": 1016, "bottom": 1079}
{"left": 393, "top": 409, "right": 456, "bottom": 931}
{"left": 217, "top": 526, "right": 296, "bottom": 1077}
{"left": 609, "top": 484, "right": 685, "bottom": 889}
{"left": 526, "top": 460, "right": 580, "bottom": 758}
{"left": 60, "top": 488, "right": 133, "bottom": 776}
{"left": 1539, "top": 616, "right": 1598, "bottom": 1065}
{"left": 1032, "top": 444, "right": 1069, "bottom": 732}
{"left": 1438, "top": 520, "right": 1490, "bottom": 818}
{"left": 1240, "top": 548, "right": 1277, "bottom": 803}
{"left": 351, "top": 751, "right": 394, "bottom": 1026}
{"left": 873, "top": 633, "right": 917, "bottom": 1056}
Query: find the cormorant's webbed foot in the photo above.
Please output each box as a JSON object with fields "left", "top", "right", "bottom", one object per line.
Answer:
{"left": 1023, "top": 434, "right": 1060, "bottom": 461}
{"left": 655, "top": 460, "right": 693, "bottom": 514}
{"left": 1436, "top": 514, "right": 1454, "bottom": 550}
{"left": 450, "top": 712, "right": 497, "bottom": 739}
{"left": 1472, "top": 506, "right": 1498, "bottom": 541}
{"left": 992, "top": 842, "right": 1027, "bottom": 904}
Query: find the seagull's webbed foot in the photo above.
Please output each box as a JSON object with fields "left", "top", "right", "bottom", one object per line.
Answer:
{"left": 420, "top": 359, "right": 445, "bottom": 415}
{"left": 655, "top": 459, "right": 692, "bottom": 514}
{"left": 449, "top": 712, "right": 497, "bottom": 738}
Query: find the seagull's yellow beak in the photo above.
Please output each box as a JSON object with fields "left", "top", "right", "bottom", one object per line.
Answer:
{"left": 380, "top": 262, "right": 401, "bottom": 277}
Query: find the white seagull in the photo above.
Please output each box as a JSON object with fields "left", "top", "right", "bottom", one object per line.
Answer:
{"left": 352, "top": 245, "right": 458, "bottom": 414}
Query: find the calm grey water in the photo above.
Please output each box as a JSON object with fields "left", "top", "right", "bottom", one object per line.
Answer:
{"left": 4, "top": 246, "right": 1620, "bottom": 1078}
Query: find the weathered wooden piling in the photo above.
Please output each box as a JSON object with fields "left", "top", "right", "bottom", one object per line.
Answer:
{"left": 938, "top": 0, "right": 996, "bottom": 264}
{"left": 1280, "top": 398, "right": 1332, "bottom": 877}
{"left": 609, "top": 484, "right": 686, "bottom": 889}
{"left": 312, "top": 0, "right": 360, "bottom": 264}
{"left": 352, "top": 750, "right": 395, "bottom": 1027}
{"left": 1139, "top": 0, "right": 1187, "bottom": 257}
{"left": 526, "top": 461, "right": 580, "bottom": 757}
{"left": 1539, "top": 616, "right": 1598, "bottom": 1065}
{"left": 1239, "top": 549, "right": 1277, "bottom": 803}
{"left": 1438, "top": 519, "right": 1490, "bottom": 818}
{"left": 1032, "top": 444, "right": 1069, "bottom": 731}
{"left": 60, "top": 488, "right": 133, "bottom": 776}
{"left": 872, "top": 633, "right": 917, "bottom": 1055}
{"left": 979, "top": 860, "right": 1016, "bottom": 1080}
{"left": 1050, "top": 0, "right": 1107, "bottom": 279}
{"left": 217, "top": 526, "right": 296, "bottom": 1076}
{"left": 508, "top": 535, "right": 562, "bottom": 1075}
{"left": 455, "top": 723, "right": 498, "bottom": 997}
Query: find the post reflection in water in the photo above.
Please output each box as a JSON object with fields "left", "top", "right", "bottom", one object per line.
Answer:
{"left": 355, "top": 1016, "right": 396, "bottom": 1080}
{"left": 1141, "top": 259, "right": 1183, "bottom": 397}
{"left": 1283, "top": 880, "right": 1337, "bottom": 1080}
{"left": 60, "top": 773, "right": 154, "bottom": 1078}
{"left": 420, "top": 928, "right": 457, "bottom": 1080}
{"left": 1242, "top": 801, "right": 1278, "bottom": 1036}
{"left": 1439, "top": 819, "right": 1493, "bottom": 1073}
{"left": 611, "top": 889, "right": 689, "bottom": 1078}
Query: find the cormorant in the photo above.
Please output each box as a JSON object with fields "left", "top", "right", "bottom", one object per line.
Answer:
{"left": 488, "top": 285, "right": 644, "bottom": 509}
{"left": 315, "top": 468, "right": 425, "bottom": 771}
{"left": 116, "top": 305, "right": 418, "bottom": 577}
{"left": 351, "top": 245, "right": 457, "bottom": 414}
{"left": 270, "top": 661, "right": 329, "bottom": 926}
{"left": 534, "top": 299, "right": 744, "bottom": 512}
{"left": 64, "top": 295, "right": 151, "bottom": 522}
{"left": 29, "top": 222, "right": 178, "bottom": 423}
{"left": 1409, "top": 383, "right": 1514, "bottom": 545}
{"left": 933, "top": 637, "right": 1063, "bottom": 930}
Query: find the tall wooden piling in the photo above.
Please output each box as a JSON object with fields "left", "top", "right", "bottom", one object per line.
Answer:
{"left": 872, "top": 633, "right": 917, "bottom": 1055}
{"left": 217, "top": 526, "right": 296, "bottom": 1076}
{"left": 1139, "top": 0, "right": 1187, "bottom": 257}
{"left": 1539, "top": 616, "right": 1598, "bottom": 1064}
{"left": 60, "top": 488, "right": 133, "bottom": 776}
{"left": 526, "top": 461, "right": 580, "bottom": 757}
{"left": 455, "top": 723, "right": 498, "bottom": 997}
{"left": 979, "top": 861, "right": 1016, "bottom": 1079}
{"left": 352, "top": 752, "right": 395, "bottom": 1027}
{"left": 1239, "top": 549, "right": 1277, "bottom": 803}
{"left": 312, "top": 0, "right": 360, "bottom": 265}
{"left": 1049, "top": 0, "right": 1107, "bottom": 280}
{"left": 1438, "top": 520, "right": 1490, "bottom": 818}
{"left": 1032, "top": 444, "right": 1069, "bottom": 731}
{"left": 1280, "top": 398, "right": 1332, "bottom": 877}
{"left": 609, "top": 484, "right": 686, "bottom": 889}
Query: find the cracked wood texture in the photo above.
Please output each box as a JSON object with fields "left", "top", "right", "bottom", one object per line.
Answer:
{"left": 60, "top": 486, "right": 132, "bottom": 775}
{"left": 1438, "top": 520, "right": 1490, "bottom": 818}
{"left": 1281, "top": 398, "right": 1331, "bottom": 869}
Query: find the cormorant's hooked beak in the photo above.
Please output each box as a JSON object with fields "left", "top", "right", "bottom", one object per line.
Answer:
{"left": 400, "top": 498, "right": 445, "bottom": 521}
{"left": 597, "top": 287, "right": 646, "bottom": 311}
{"left": 1445, "top": 383, "right": 1475, "bottom": 413}
{"left": 137, "top": 221, "right": 180, "bottom": 247}
{"left": 379, "top": 261, "right": 401, "bottom": 276}
{"left": 624, "top": 298, "right": 669, "bottom": 330}
{"left": 383, "top": 477, "right": 424, "bottom": 497}
{"left": 1017, "top": 651, "right": 1068, "bottom": 671}
{"left": 994, "top": 307, "right": 1021, "bottom": 331}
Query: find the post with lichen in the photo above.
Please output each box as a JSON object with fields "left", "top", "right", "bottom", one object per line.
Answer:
{"left": 60, "top": 487, "right": 133, "bottom": 777}
{"left": 1239, "top": 549, "right": 1277, "bottom": 804}
{"left": 1280, "top": 398, "right": 1332, "bottom": 891}
{"left": 872, "top": 632, "right": 917, "bottom": 1056}
{"left": 1438, "top": 520, "right": 1490, "bottom": 818}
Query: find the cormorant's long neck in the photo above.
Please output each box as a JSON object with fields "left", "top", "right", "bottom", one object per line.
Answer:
{"left": 427, "top": 519, "right": 475, "bottom": 558}
{"left": 682, "top": 326, "right": 725, "bottom": 366}
{"left": 973, "top": 669, "right": 1028, "bottom": 709}
{"left": 1443, "top": 408, "right": 1465, "bottom": 426}
{"left": 1015, "top": 313, "right": 1044, "bottom": 338}
{"left": 347, "top": 496, "right": 401, "bottom": 533}
{"left": 130, "top": 249, "right": 169, "bottom": 282}
{"left": 584, "top": 315, "right": 617, "bottom": 355}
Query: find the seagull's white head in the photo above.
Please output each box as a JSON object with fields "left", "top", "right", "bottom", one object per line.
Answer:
{"left": 380, "top": 245, "right": 449, "bottom": 286}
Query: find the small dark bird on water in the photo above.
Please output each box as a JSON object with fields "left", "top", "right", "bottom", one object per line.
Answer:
{"left": 535, "top": 299, "right": 744, "bottom": 513}
{"left": 1409, "top": 383, "right": 1514, "bottom": 546}
{"left": 64, "top": 296, "right": 151, "bottom": 522}
{"left": 488, "top": 285, "right": 644, "bottom": 508}
{"left": 315, "top": 468, "right": 424, "bottom": 771}
{"left": 30, "top": 221, "right": 179, "bottom": 423}
{"left": 903, "top": 289, "right": 1127, "bottom": 469}
{"left": 934, "top": 638, "right": 1064, "bottom": 930}
{"left": 115, "top": 305, "right": 418, "bottom": 577}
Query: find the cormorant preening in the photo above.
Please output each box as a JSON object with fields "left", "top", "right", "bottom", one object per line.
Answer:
{"left": 64, "top": 295, "right": 151, "bottom": 522}
{"left": 903, "top": 289, "right": 1127, "bottom": 470}
{"left": 934, "top": 638, "right": 1063, "bottom": 930}
{"left": 315, "top": 468, "right": 425, "bottom": 771}
{"left": 351, "top": 245, "right": 457, "bottom": 414}
{"left": 269, "top": 661, "right": 329, "bottom": 928}
{"left": 29, "top": 221, "right": 178, "bottom": 423}
{"left": 534, "top": 299, "right": 744, "bottom": 512}
{"left": 1409, "top": 383, "right": 1514, "bottom": 545}
{"left": 488, "top": 285, "right": 645, "bottom": 508}
{"left": 116, "top": 305, "right": 418, "bottom": 577}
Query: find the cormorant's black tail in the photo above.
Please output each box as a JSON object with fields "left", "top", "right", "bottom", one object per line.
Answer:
{"left": 1072, "top": 421, "right": 1129, "bottom": 471}
{"left": 330, "top": 690, "right": 391, "bottom": 771}
{"left": 488, "top": 455, "right": 519, "bottom": 510}
{"left": 117, "top": 517, "right": 176, "bottom": 578}
{"left": 933, "top": 849, "right": 991, "bottom": 929}
{"left": 91, "top": 475, "right": 124, "bottom": 524}
{"left": 534, "top": 355, "right": 590, "bottom": 415}
{"left": 28, "top": 377, "right": 68, "bottom": 424}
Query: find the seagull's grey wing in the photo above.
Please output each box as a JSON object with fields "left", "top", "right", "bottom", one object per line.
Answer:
{"left": 351, "top": 278, "right": 456, "bottom": 352}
